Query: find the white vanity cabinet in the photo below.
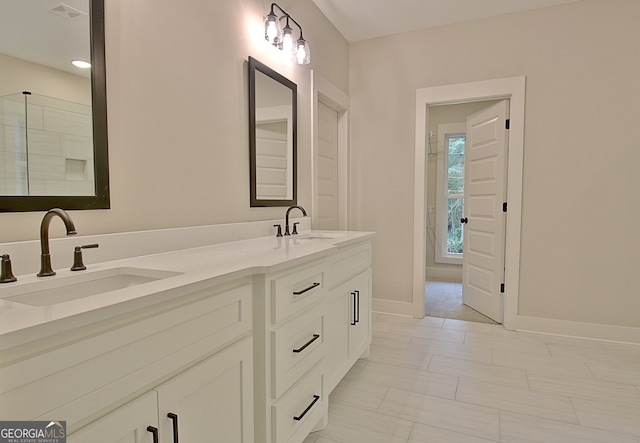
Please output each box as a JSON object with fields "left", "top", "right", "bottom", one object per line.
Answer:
{"left": 68, "top": 338, "right": 253, "bottom": 443}
{"left": 0, "top": 228, "right": 373, "bottom": 443}
{"left": 253, "top": 238, "right": 372, "bottom": 443}
{"left": 253, "top": 261, "right": 328, "bottom": 443}
{"left": 1, "top": 279, "right": 254, "bottom": 443}
{"left": 324, "top": 242, "right": 372, "bottom": 393}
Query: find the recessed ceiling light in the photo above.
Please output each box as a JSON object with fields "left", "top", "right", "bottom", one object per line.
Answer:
{"left": 72, "top": 60, "right": 91, "bottom": 69}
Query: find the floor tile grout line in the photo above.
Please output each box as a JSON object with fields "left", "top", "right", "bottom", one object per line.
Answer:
{"left": 370, "top": 393, "right": 501, "bottom": 443}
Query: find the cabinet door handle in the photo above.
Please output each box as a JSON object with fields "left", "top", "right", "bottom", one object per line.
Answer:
{"left": 293, "top": 395, "right": 320, "bottom": 421}
{"left": 167, "top": 413, "right": 179, "bottom": 443}
{"left": 147, "top": 426, "right": 159, "bottom": 443}
{"left": 355, "top": 290, "right": 360, "bottom": 324}
{"left": 351, "top": 291, "right": 357, "bottom": 326}
{"left": 292, "top": 282, "right": 320, "bottom": 296}
{"left": 292, "top": 334, "right": 320, "bottom": 353}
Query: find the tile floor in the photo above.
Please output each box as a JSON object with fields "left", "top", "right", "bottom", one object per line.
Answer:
{"left": 304, "top": 313, "right": 640, "bottom": 442}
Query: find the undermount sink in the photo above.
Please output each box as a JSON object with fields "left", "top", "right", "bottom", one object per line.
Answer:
{"left": 0, "top": 267, "right": 181, "bottom": 307}
{"left": 297, "top": 233, "right": 340, "bottom": 240}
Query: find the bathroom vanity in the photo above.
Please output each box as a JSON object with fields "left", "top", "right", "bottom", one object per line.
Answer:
{"left": 0, "top": 223, "right": 373, "bottom": 443}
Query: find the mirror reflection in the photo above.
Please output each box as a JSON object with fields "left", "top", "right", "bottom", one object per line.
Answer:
{"left": 0, "top": 91, "right": 94, "bottom": 196}
{"left": 0, "top": 0, "right": 109, "bottom": 211}
{"left": 249, "top": 57, "right": 297, "bottom": 207}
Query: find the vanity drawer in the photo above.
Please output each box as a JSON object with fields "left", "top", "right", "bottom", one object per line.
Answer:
{"left": 270, "top": 263, "right": 325, "bottom": 324}
{"left": 325, "top": 242, "right": 371, "bottom": 289}
{"left": 272, "top": 368, "right": 324, "bottom": 443}
{"left": 272, "top": 307, "right": 324, "bottom": 399}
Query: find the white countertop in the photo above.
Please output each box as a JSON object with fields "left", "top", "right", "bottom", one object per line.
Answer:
{"left": 0, "top": 230, "right": 373, "bottom": 351}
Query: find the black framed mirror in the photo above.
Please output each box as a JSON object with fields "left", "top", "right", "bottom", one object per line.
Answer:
{"left": 0, "top": 0, "right": 109, "bottom": 212}
{"left": 248, "top": 57, "right": 296, "bottom": 207}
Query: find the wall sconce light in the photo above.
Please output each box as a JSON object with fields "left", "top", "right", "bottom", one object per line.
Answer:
{"left": 264, "top": 3, "right": 310, "bottom": 65}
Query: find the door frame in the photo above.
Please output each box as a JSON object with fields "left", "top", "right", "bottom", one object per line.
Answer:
{"left": 311, "top": 70, "right": 350, "bottom": 230}
{"left": 413, "top": 77, "right": 525, "bottom": 330}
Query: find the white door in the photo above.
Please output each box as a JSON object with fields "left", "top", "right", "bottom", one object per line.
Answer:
{"left": 316, "top": 102, "right": 339, "bottom": 230}
{"left": 256, "top": 120, "right": 289, "bottom": 200}
{"left": 67, "top": 391, "right": 158, "bottom": 443}
{"left": 462, "top": 100, "right": 509, "bottom": 322}
{"left": 156, "top": 338, "right": 253, "bottom": 442}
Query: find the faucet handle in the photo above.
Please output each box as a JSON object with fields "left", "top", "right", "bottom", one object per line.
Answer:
{"left": 273, "top": 224, "right": 283, "bottom": 237}
{"left": 0, "top": 254, "right": 17, "bottom": 283}
{"left": 292, "top": 222, "right": 300, "bottom": 235}
{"left": 71, "top": 244, "right": 99, "bottom": 271}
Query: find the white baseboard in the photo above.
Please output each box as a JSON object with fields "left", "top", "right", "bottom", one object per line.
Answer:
{"left": 426, "top": 266, "right": 462, "bottom": 283}
{"left": 373, "top": 292, "right": 640, "bottom": 344}
{"left": 510, "top": 315, "right": 640, "bottom": 345}
{"left": 372, "top": 298, "right": 416, "bottom": 317}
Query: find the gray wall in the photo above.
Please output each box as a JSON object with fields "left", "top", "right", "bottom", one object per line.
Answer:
{"left": 0, "top": 0, "right": 349, "bottom": 241}
{"left": 349, "top": 0, "right": 640, "bottom": 328}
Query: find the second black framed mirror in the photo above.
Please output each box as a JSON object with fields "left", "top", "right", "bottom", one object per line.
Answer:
{"left": 248, "top": 56, "right": 297, "bottom": 207}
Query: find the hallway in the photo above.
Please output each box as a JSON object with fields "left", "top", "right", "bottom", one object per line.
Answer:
{"left": 426, "top": 280, "right": 497, "bottom": 325}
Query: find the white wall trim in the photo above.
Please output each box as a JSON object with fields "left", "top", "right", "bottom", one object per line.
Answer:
{"left": 515, "top": 316, "right": 640, "bottom": 345}
{"left": 311, "top": 70, "right": 350, "bottom": 230}
{"left": 414, "top": 76, "right": 526, "bottom": 330}
{"left": 372, "top": 299, "right": 416, "bottom": 317}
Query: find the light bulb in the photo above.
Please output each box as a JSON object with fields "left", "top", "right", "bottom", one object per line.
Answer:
{"left": 72, "top": 60, "right": 91, "bottom": 69}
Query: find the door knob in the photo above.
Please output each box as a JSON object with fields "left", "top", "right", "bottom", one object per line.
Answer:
{"left": 460, "top": 217, "right": 468, "bottom": 224}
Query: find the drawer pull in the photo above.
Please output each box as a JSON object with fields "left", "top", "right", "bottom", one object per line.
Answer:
{"left": 351, "top": 291, "right": 357, "bottom": 325}
{"left": 293, "top": 395, "right": 321, "bottom": 421}
{"left": 147, "top": 426, "right": 159, "bottom": 443}
{"left": 292, "top": 282, "right": 320, "bottom": 296}
{"left": 167, "top": 413, "right": 179, "bottom": 443}
{"left": 293, "top": 334, "right": 320, "bottom": 353}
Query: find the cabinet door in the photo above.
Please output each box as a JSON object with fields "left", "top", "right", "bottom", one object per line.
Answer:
{"left": 156, "top": 338, "right": 253, "bottom": 443}
{"left": 68, "top": 391, "right": 158, "bottom": 443}
{"left": 348, "top": 269, "right": 371, "bottom": 361}
{"left": 324, "top": 290, "right": 349, "bottom": 393}
{"left": 324, "top": 269, "right": 371, "bottom": 394}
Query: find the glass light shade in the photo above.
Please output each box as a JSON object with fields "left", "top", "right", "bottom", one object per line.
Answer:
{"left": 295, "top": 38, "right": 310, "bottom": 65}
{"left": 264, "top": 12, "right": 280, "bottom": 44}
{"left": 281, "top": 24, "right": 294, "bottom": 54}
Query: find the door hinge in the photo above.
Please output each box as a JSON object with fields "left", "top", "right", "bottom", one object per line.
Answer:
{"left": 502, "top": 202, "right": 508, "bottom": 212}
{"left": 505, "top": 119, "right": 510, "bottom": 130}
{"left": 500, "top": 283, "right": 505, "bottom": 293}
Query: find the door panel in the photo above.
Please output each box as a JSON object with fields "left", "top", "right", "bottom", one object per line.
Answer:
{"left": 316, "top": 102, "right": 339, "bottom": 230}
{"left": 256, "top": 122, "right": 288, "bottom": 199}
{"left": 156, "top": 338, "right": 253, "bottom": 443}
{"left": 67, "top": 391, "right": 158, "bottom": 443}
{"left": 462, "top": 100, "right": 509, "bottom": 322}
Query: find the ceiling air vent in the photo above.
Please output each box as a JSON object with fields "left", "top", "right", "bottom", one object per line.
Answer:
{"left": 47, "top": 3, "right": 88, "bottom": 20}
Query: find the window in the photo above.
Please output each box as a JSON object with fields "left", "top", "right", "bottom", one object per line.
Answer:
{"left": 434, "top": 123, "right": 465, "bottom": 264}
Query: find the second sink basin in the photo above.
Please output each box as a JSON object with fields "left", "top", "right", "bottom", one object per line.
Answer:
{"left": 296, "top": 233, "right": 340, "bottom": 240}
{"left": 1, "top": 267, "right": 181, "bottom": 307}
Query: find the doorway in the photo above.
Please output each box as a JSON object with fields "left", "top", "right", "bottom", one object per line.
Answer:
{"left": 311, "top": 71, "right": 350, "bottom": 230}
{"left": 413, "top": 77, "right": 526, "bottom": 329}
{"left": 425, "top": 281, "right": 498, "bottom": 324}
{"left": 425, "top": 100, "right": 506, "bottom": 324}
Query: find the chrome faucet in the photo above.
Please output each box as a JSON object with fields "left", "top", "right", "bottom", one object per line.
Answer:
{"left": 284, "top": 205, "right": 307, "bottom": 235}
{"left": 37, "top": 208, "right": 77, "bottom": 277}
